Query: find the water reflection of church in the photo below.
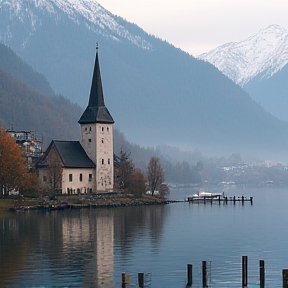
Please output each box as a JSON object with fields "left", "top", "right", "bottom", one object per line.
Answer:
{"left": 61, "top": 211, "right": 114, "bottom": 288}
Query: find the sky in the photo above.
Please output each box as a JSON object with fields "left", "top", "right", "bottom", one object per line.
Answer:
{"left": 97, "top": 0, "right": 288, "bottom": 56}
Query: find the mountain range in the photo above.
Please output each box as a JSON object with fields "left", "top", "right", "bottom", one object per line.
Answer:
{"left": 1, "top": 0, "right": 288, "bottom": 161}
{"left": 198, "top": 25, "right": 288, "bottom": 122}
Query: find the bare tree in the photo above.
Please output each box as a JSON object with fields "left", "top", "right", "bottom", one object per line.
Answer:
{"left": 47, "top": 148, "right": 63, "bottom": 195}
{"left": 147, "top": 156, "right": 166, "bottom": 196}
{"left": 114, "top": 148, "right": 134, "bottom": 193}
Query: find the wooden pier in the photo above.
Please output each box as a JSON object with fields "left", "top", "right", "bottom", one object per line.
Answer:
{"left": 117, "top": 257, "right": 288, "bottom": 287}
{"left": 187, "top": 195, "right": 253, "bottom": 204}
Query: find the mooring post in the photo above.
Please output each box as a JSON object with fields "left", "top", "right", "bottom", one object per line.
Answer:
{"left": 138, "top": 272, "right": 144, "bottom": 288}
{"left": 283, "top": 269, "right": 288, "bottom": 288}
{"left": 202, "top": 261, "right": 207, "bottom": 287}
{"left": 259, "top": 260, "right": 265, "bottom": 288}
{"left": 186, "top": 264, "right": 193, "bottom": 287}
{"left": 121, "top": 273, "right": 126, "bottom": 288}
{"left": 242, "top": 256, "right": 248, "bottom": 288}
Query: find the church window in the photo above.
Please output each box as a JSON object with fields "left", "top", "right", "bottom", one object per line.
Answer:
{"left": 79, "top": 173, "right": 83, "bottom": 182}
{"left": 108, "top": 159, "right": 110, "bottom": 165}
{"left": 88, "top": 139, "right": 91, "bottom": 143}
{"left": 102, "top": 127, "right": 104, "bottom": 132}
{"left": 89, "top": 174, "right": 92, "bottom": 181}
{"left": 85, "top": 127, "right": 87, "bottom": 131}
{"left": 89, "top": 127, "right": 92, "bottom": 131}
{"left": 101, "top": 159, "right": 104, "bottom": 165}
{"left": 43, "top": 175, "right": 47, "bottom": 182}
{"left": 101, "top": 138, "right": 104, "bottom": 144}
{"left": 69, "top": 174, "right": 73, "bottom": 182}
{"left": 107, "top": 127, "right": 109, "bottom": 132}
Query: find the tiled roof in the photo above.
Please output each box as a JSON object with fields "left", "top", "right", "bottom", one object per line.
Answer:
{"left": 53, "top": 141, "right": 95, "bottom": 168}
{"left": 37, "top": 141, "right": 96, "bottom": 168}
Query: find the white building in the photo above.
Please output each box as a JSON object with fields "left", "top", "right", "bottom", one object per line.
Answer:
{"left": 36, "top": 50, "right": 114, "bottom": 194}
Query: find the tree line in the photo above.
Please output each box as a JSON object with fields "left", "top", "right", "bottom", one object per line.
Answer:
{"left": 114, "top": 148, "right": 169, "bottom": 197}
{"left": 0, "top": 128, "right": 168, "bottom": 198}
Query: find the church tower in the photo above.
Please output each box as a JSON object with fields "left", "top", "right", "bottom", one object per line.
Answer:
{"left": 78, "top": 49, "right": 114, "bottom": 192}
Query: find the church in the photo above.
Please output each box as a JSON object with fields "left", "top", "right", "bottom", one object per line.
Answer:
{"left": 36, "top": 49, "right": 114, "bottom": 194}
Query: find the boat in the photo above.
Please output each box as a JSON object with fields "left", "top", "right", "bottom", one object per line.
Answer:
{"left": 187, "top": 190, "right": 224, "bottom": 202}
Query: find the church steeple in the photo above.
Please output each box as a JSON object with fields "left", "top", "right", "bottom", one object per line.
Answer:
{"left": 78, "top": 49, "right": 114, "bottom": 124}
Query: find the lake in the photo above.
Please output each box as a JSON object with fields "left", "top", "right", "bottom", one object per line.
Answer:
{"left": 1, "top": 186, "right": 288, "bottom": 287}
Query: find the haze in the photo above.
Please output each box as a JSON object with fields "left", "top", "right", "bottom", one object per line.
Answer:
{"left": 98, "top": 0, "right": 288, "bottom": 56}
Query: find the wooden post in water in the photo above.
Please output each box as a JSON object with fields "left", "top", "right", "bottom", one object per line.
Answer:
{"left": 242, "top": 256, "right": 248, "bottom": 288}
{"left": 202, "top": 261, "right": 207, "bottom": 288}
{"left": 138, "top": 272, "right": 144, "bottom": 288}
{"left": 259, "top": 260, "right": 265, "bottom": 288}
{"left": 186, "top": 264, "right": 193, "bottom": 287}
{"left": 283, "top": 269, "right": 288, "bottom": 288}
{"left": 121, "top": 273, "right": 126, "bottom": 288}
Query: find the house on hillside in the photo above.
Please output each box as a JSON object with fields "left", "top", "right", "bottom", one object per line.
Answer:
{"left": 7, "top": 130, "right": 43, "bottom": 169}
{"left": 36, "top": 49, "right": 115, "bottom": 194}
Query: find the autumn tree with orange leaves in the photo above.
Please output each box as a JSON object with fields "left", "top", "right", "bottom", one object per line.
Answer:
{"left": 0, "top": 127, "right": 38, "bottom": 196}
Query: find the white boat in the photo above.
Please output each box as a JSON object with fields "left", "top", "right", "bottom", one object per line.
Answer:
{"left": 187, "top": 190, "right": 224, "bottom": 201}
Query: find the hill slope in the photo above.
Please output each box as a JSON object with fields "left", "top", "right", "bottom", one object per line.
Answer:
{"left": 0, "top": 44, "right": 82, "bottom": 147}
{"left": 1, "top": 0, "right": 288, "bottom": 160}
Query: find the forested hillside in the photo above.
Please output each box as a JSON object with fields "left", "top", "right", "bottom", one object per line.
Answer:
{"left": 0, "top": 68, "right": 81, "bottom": 147}
{"left": 0, "top": 43, "right": 54, "bottom": 96}
{"left": 0, "top": 44, "right": 82, "bottom": 146}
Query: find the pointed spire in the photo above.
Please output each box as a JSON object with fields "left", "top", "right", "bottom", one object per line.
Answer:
{"left": 88, "top": 45, "right": 105, "bottom": 107}
{"left": 79, "top": 47, "right": 114, "bottom": 124}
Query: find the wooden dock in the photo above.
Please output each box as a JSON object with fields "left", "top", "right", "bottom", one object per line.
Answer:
{"left": 187, "top": 195, "right": 253, "bottom": 204}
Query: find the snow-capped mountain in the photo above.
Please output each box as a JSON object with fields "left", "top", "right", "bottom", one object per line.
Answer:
{"left": 198, "top": 25, "right": 288, "bottom": 86}
{"left": 1, "top": 0, "right": 288, "bottom": 160}
{"left": 0, "top": 0, "right": 152, "bottom": 50}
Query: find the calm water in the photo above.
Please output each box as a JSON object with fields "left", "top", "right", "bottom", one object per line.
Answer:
{"left": 1, "top": 186, "right": 288, "bottom": 287}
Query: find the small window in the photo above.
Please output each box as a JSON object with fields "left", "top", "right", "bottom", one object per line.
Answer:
{"left": 85, "top": 127, "right": 87, "bottom": 131}
{"left": 89, "top": 174, "right": 92, "bottom": 181}
{"left": 101, "top": 138, "right": 104, "bottom": 144}
{"left": 69, "top": 174, "right": 73, "bottom": 182}
{"left": 79, "top": 173, "right": 83, "bottom": 182}
{"left": 101, "top": 127, "right": 104, "bottom": 132}
{"left": 43, "top": 175, "right": 47, "bottom": 182}
{"left": 89, "top": 127, "right": 92, "bottom": 131}
{"left": 107, "top": 127, "right": 109, "bottom": 132}
{"left": 88, "top": 139, "right": 91, "bottom": 143}
{"left": 101, "top": 159, "right": 104, "bottom": 165}
{"left": 108, "top": 159, "right": 110, "bottom": 165}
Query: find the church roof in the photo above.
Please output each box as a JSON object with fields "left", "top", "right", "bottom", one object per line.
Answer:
{"left": 38, "top": 141, "right": 96, "bottom": 168}
{"left": 78, "top": 50, "right": 114, "bottom": 124}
